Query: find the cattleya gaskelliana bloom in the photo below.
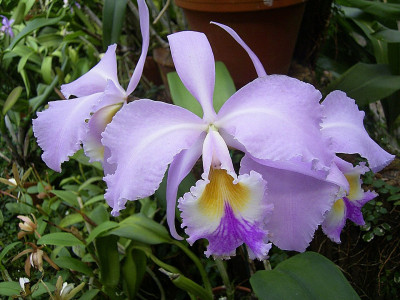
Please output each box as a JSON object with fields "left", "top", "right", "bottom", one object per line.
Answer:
{"left": 214, "top": 23, "right": 394, "bottom": 248}
{"left": 102, "top": 26, "right": 348, "bottom": 258}
{"left": 32, "top": 0, "right": 149, "bottom": 174}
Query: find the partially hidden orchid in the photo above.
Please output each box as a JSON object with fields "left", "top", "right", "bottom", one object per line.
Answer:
{"left": 32, "top": 0, "right": 149, "bottom": 174}
{"left": 322, "top": 157, "right": 377, "bottom": 243}
{"left": 318, "top": 90, "right": 395, "bottom": 242}
{"left": 212, "top": 23, "right": 395, "bottom": 250}
{"left": 0, "top": 15, "right": 14, "bottom": 37}
{"left": 102, "top": 25, "right": 344, "bottom": 258}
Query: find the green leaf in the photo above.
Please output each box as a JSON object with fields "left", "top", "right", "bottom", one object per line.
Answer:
{"left": 122, "top": 248, "right": 147, "bottom": 299}
{"left": 108, "top": 214, "right": 172, "bottom": 244}
{"left": 167, "top": 61, "right": 236, "bottom": 117}
{"left": 2, "top": 86, "right": 23, "bottom": 115}
{"left": 0, "top": 242, "right": 21, "bottom": 262}
{"left": 78, "top": 176, "right": 103, "bottom": 191}
{"left": 5, "top": 202, "right": 34, "bottom": 214}
{"left": 325, "top": 63, "right": 400, "bottom": 106}
{"left": 102, "top": 0, "right": 128, "bottom": 49}
{"left": 213, "top": 61, "right": 236, "bottom": 112}
{"left": 59, "top": 213, "right": 84, "bottom": 228}
{"left": 32, "top": 282, "right": 55, "bottom": 297}
{"left": 84, "top": 194, "right": 105, "bottom": 207}
{"left": 11, "top": 2, "right": 26, "bottom": 25}
{"left": 167, "top": 71, "right": 203, "bottom": 117}
{"left": 0, "top": 210, "right": 3, "bottom": 227}
{"left": 37, "top": 232, "right": 84, "bottom": 246}
{"left": 52, "top": 190, "right": 79, "bottom": 207}
{"left": 86, "top": 221, "right": 119, "bottom": 244}
{"left": 96, "top": 235, "right": 120, "bottom": 289}
{"left": 54, "top": 256, "right": 94, "bottom": 276}
{"left": 0, "top": 281, "right": 20, "bottom": 297}
{"left": 250, "top": 252, "right": 360, "bottom": 300}
{"left": 8, "top": 13, "right": 65, "bottom": 50}
{"left": 79, "top": 289, "right": 100, "bottom": 300}
{"left": 338, "top": 0, "right": 400, "bottom": 19}
{"left": 41, "top": 56, "right": 53, "bottom": 84}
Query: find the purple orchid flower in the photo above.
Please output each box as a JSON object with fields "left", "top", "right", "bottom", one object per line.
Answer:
{"left": 33, "top": 0, "right": 149, "bottom": 174}
{"left": 1, "top": 15, "right": 14, "bottom": 37}
{"left": 213, "top": 22, "right": 394, "bottom": 251}
{"left": 322, "top": 157, "right": 377, "bottom": 243}
{"left": 102, "top": 26, "right": 341, "bottom": 258}
{"left": 318, "top": 90, "right": 394, "bottom": 242}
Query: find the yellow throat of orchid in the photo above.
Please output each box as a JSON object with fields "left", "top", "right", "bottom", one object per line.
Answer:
{"left": 198, "top": 168, "right": 250, "bottom": 220}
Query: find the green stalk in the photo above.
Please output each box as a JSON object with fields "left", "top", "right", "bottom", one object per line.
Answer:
{"left": 215, "top": 259, "right": 234, "bottom": 300}
{"left": 173, "top": 240, "right": 213, "bottom": 295}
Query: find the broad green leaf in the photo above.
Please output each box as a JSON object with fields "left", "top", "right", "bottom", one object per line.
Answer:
{"left": 96, "top": 235, "right": 120, "bottom": 289}
{"left": 338, "top": 0, "right": 400, "bottom": 19}
{"left": 2, "top": 86, "right": 23, "bottom": 115}
{"left": 0, "top": 241, "right": 21, "bottom": 262}
{"left": 32, "top": 282, "right": 55, "bottom": 297}
{"left": 372, "top": 27, "right": 400, "bottom": 43}
{"left": 213, "top": 61, "right": 236, "bottom": 111}
{"left": 122, "top": 248, "right": 147, "bottom": 299}
{"left": 88, "top": 204, "right": 109, "bottom": 224}
{"left": 250, "top": 252, "right": 360, "bottom": 300}
{"left": 108, "top": 214, "right": 172, "bottom": 244}
{"left": 8, "top": 13, "right": 65, "bottom": 50}
{"left": 70, "top": 149, "right": 103, "bottom": 170}
{"left": 86, "top": 221, "right": 119, "bottom": 244}
{"left": 78, "top": 176, "right": 103, "bottom": 191}
{"left": 79, "top": 289, "right": 100, "bottom": 300}
{"left": 84, "top": 194, "right": 105, "bottom": 207}
{"left": 52, "top": 190, "right": 79, "bottom": 207}
{"left": 167, "top": 61, "right": 236, "bottom": 117}
{"left": 5, "top": 202, "right": 34, "bottom": 214}
{"left": 102, "top": 0, "right": 128, "bottom": 49}
{"left": 41, "top": 56, "right": 53, "bottom": 84}
{"left": 37, "top": 232, "right": 84, "bottom": 246}
{"left": 168, "top": 71, "right": 203, "bottom": 117}
{"left": 59, "top": 213, "right": 84, "bottom": 228}
{"left": 54, "top": 256, "right": 94, "bottom": 276}
{"left": 325, "top": 62, "right": 400, "bottom": 106}
{"left": 0, "top": 281, "right": 20, "bottom": 297}
{"left": 11, "top": 2, "right": 26, "bottom": 24}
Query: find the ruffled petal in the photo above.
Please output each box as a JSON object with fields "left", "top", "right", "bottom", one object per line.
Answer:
{"left": 216, "top": 75, "right": 334, "bottom": 170}
{"left": 240, "top": 155, "right": 340, "bottom": 252}
{"left": 321, "top": 199, "right": 347, "bottom": 243}
{"left": 168, "top": 31, "right": 217, "bottom": 121}
{"left": 321, "top": 90, "right": 395, "bottom": 172}
{"left": 179, "top": 169, "right": 271, "bottom": 259}
{"left": 33, "top": 93, "right": 102, "bottom": 172}
{"left": 166, "top": 133, "right": 205, "bottom": 240}
{"left": 61, "top": 44, "right": 123, "bottom": 98}
{"left": 102, "top": 100, "right": 206, "bottom": 216}
{"left": 211, "top": 21, "right": 266, "bottom": 78}
{"left": 83, "top": 102, "right": 123, "bottom": 163}
{"left": 126, "top": 0, "right": 150, "bottom": 95}
{"left": 322, "top": 160, "right": 377, "bottom": 242}
{"left": 346, "top": 191, "right": 377, "bottom": 225}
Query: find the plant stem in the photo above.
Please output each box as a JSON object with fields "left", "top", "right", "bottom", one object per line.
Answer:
{"left": 215, "top": 259, "right": 234, "bottom": 300}
{"left": 173, "top": 240, "right": 213, "bottom": 295}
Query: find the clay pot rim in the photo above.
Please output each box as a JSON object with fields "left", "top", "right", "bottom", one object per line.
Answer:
{"left": 174, "top": 0, "right": 307, "bottom": 12}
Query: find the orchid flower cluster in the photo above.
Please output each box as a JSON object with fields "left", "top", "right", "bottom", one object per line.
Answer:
{"left": 33, "top": 0, "right": 394, "bottom": 259}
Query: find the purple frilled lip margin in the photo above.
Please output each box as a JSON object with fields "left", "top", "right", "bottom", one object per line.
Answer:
{"left": 32, "top": 2, "right": 395, "bottom": 259}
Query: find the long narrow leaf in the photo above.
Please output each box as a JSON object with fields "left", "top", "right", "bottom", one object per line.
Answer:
{"left": 102, "top": 0, "right": 128, "bottom": 49}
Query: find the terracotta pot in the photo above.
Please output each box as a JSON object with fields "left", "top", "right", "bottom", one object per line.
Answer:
{"left": 174, "top": 0, "right": 307, "bottom": 88}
